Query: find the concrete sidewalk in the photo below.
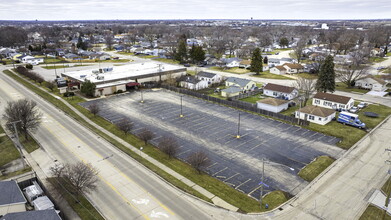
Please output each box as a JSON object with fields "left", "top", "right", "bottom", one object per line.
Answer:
{"left": 8, "top": 69, "right": 239, "bottom": 212}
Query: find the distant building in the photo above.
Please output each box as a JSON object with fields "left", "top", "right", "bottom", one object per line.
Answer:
{"left": 321, "top": 23, "right": 329, "bottom": 30}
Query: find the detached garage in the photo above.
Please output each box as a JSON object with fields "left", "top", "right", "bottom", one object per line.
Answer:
{"left": 256, "top": 98, "right": 289, "bottom": 113}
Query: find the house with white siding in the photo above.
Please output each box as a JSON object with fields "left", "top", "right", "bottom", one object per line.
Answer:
{"left": 355, "top": 76, "right": 387, "bottom": 92}
{"left": 225, "top": 77, "right": 256, "bottom": 92}
{"left": 270, "top": 66, "right": 287, "bottom": 75}
{"left": 263, "top": 83, "right": 298, "bottom": 100}
{"left": 178, "top": 75, "right": 208, "bottom": 90}
{"left": 196, "top": 71, "right": 222, "bottom": 84}
{"left": 312, "top": 92, "right": 354, "bottom": 110}
{"left": 295, "top": 105, "right": 336, "bottom": 125}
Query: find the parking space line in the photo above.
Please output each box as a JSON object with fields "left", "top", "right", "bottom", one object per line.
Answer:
{"left": 235, "top": 179, "right": 251, "bottom": 189}
{"left": 224, "top": 173, "right": 239, "bottom": 182}
{"left": 213, "top": 167, "right": 228, "bottom": 176}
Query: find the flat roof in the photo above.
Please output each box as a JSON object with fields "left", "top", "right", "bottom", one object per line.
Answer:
{"left": 62, "top": 61, "right": 186, "bottom": 85}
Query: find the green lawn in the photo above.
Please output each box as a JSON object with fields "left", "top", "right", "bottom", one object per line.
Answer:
{"left": 307, "top": 103, "right": 391, "bottom": 149}
{"left": 48, "top": 177, "right": 105, "bottom": 220}
{"left": 0, "top": 131, "right": 20, "bottom": 167}
{"left": 44, "top": 58, "right": 65, "bottom": 64}
{"left": 261, "top": 191, "right": 290, "bottom": 211}
{"left": 370, "top": 57, "right": 387, "bottom": 63}
{"left": 296, "top": 73, "right": 318, "bottom": 79}
{"left": 252, "top": 71, "right": 292, "bottom": 80}
{"left": 41, "top": 64, "right": 90, "bottom": 70}
{"left": 209, "top": 66, "right": 250, "bottom": 74}
{"left": 360, "top": 177, "right": 391, "bottom": 220}
{"left": 0, "top": 167, "right": 32, "bottom": 180}
{"left": 298, "top": 156, "right": 335, "bottom": 182}
{"left": 239, "top": 95, "right": 263, "bottom": 104}
{"left": 335, "top": 82, "right": 368, "bottom": 94}
{"left": 117, "top": 51, "right": 135, "bottom": 55}
{"left": 20, "top": 134, "right": 40, "bottom": 153}
{"left": 153, "top": 58, "right": 180, "bottom": 64}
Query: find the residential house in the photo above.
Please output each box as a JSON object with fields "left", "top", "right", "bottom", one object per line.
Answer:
{"left": 295, "top": 105, "right": 336, "bottom": 125}
{"left": 204, "top": 56, "right": 218, "bottom": 65}
{"left": 225, "top": 77, "right": 256, "bottom": 91}
{"left": 64, "top": 53, "right": 80, "bottom": 60}
{"left": 178, "top": 75, "right": 208, "bottom": 90}
{"left": 196, "top": 71, "right": 222, "bottom": 84}
{"left": 270, "top": 66, "right": 287, "bottom": 75}
{"left": 355, "top": 76, "right": 387, "bottom": 92}
{"left": 239, "top": 60, "right": 251, "bottom": 69}
{"left": 370, "top": 48, "right": 382, "bottom": 57}
{"left": 18, "top": 55, "right": 44, "bottom": 65}
{"left": 263, "top": 83, "right": 298, "bottom": 100}
{"left": 221, "top": 57, "right": 242, "bottom": 68}
{"left": 0, "top": 181, "right": 27, "bottom": 216}
{"left": 256, "top": 98, "right": 290, "bottom": 113}
{"left": 282, "top": 63, "right": 304, "bottom": 74}
{"left": 312, "top": 92, "right": 354, "bottom": 110}
{"left": 0, "top": 48, "right": 16, "bottom": 58}
{"left": 0, "top": 210, "right": 61, "bottom": 220}
{"left": 267, "top": 58, "right": 295, "bottom": 67}
{"left": 303, "top": 63, "right": 320, "bottom": 73}
{"left": 221, "top": 86, "right": 242, "bottom": 98}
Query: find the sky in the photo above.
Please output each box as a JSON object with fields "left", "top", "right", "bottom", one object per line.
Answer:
{"left": 0, "top": 0, "right": 390, "bottom": 20}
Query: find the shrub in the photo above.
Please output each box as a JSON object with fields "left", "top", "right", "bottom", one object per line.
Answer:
{"left": 26, "top": 64, "right": 33, "bottom": 69}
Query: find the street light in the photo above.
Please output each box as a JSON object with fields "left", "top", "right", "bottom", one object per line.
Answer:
{"left": 259, "top": 158, "right": 295, "bottom": 209}
{"left": 179, "top": 95, "right": 184, "bottom": 118}
{"left": 140, "top": 90, "right": 144, "bottom": 103}
{"left": 297, "top": 96, "right": 304, "bottom": 124}
{"left": 236, "top": 112, "right": 241, "bottom": 139}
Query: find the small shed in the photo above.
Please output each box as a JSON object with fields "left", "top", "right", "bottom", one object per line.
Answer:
{"left": 256, "top": 98, "right": 290, "bottom": 113}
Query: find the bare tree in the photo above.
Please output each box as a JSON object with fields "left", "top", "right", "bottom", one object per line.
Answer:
{"left": 293, "top": 38, "right": 307, "bottom": 63}
{"left": 3, "top": 99, "right": 42, "bottom": 140}
{"left": 116, "top": 117, "right": 133, "bottom": 135}
{"left": 293, "top": 77, "right": 317, "bottom": 107}
{"left": 187, "top": 151, "right": 211, "bottom": 174}
{"left": 50, "top": 162, "right": 99, "bottom": 199}
{"left": 158, "top": 136, "right": 179, "bottom": 158}
{"left": 105, "top": 34, "right": 114, "bottom": 50}
{"left": 88, "top": 103, "right": 100, "bottom": 116}
{"left": 336, "top": 48, "right": 369, "bottom": 87}
{"left": 138, "top": 128, "right": 154, "bottom": 145}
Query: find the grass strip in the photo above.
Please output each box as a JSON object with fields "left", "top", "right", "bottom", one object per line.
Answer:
{"left": 298, "top": 156, "right": 335, "bottom": 182}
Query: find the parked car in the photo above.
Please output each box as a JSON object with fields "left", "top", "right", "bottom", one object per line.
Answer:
{"left": 275, "top": 52, "right": 279, "bottom": 55}
{"left": 349, "top": 106, "right": 359, "bottom": 113}
{"left": 377, "top": 66, "right": 385, "bottom": 70}
{"left": 183, "top": 63, "right": 191, "bottom": 67}
{"left": 357, "top": 102, "right": 368, "bottom": 109}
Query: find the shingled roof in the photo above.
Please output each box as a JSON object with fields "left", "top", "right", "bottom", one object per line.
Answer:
{"left": 283, "top": 63, "right": 304, "bottom": 69}
{"left": 263, "top": 83, "right": 296, "bottom": 93}
{"left": 197, "top": 71, "right": 216, "bottom": 78}
{"left": 313, "top": 92, "right": 352, "bottom": 104}
{"left": 0, "top": 180, "right": 26, "bottom": 206}
{"left": 257, "top": 98, "right": 289, "bottom": 106}
{"left": 297, "top": 105, "right": 335, "bottom": 117}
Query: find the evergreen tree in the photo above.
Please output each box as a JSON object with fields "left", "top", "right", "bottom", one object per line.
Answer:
{"left": 316, "top": 55, "right": 335, "bottom": 93}
{"left": 263, "top": 56, "right": 268, "bottom": 64}
{"left": 279, "top": 37, "right": 289, "bottom": 47}
{"left": 189, "top": 44, "right": 196, "bottom": 63}
{"left": 189, "top": 44, "right": 205, "bottom": 64}
{"left": 81, "top": 80, "right": 96, "bottom": 97}
{"left": 250, "top": 48, "right": 263, "bottom": 75}
{"left": 174, "top": 39, "right": 187, "bottom": 63}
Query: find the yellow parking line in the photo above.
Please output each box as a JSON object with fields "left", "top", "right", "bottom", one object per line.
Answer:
{"left": 42, "top": 121, "right": 150, "bottom": 220}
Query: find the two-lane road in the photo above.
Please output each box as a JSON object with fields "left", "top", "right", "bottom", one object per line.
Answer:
{"left": 0, "top": 70, "right": 212, "bottom": 220}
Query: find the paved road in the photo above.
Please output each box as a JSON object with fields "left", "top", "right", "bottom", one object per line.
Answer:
{"left": 0, "top": 70, "right": 212, "bottom": 220}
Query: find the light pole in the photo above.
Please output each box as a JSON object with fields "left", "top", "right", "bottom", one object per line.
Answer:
{"left": 140, "top": 147, "right": 143, "bottom": 157}
{"left": 179, "top": 96, "right": 184, "bottom": 118}
{"left": 297, "top": 96, "right": 303, "bottom": 124}
{"left": 140, "top": 90, "right": 144, "bottom": 103}
{"left": 259, "top": 158, "right": 295, "bottom": 209}
{"left": 236, "top": 112, "right": 241, "bottom": 139}
{"left": 54, "top": 63, "right": 57, "bottom": 78}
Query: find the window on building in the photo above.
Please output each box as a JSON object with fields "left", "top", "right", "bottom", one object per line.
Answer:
{"left": 314, "top": 99, "right": 320, "bottom": 104}
{"left": 309, "top": 115, "right": 315, "bottom": 120}
{"left": 273, "top": 92, "right": 277, "bottom": 96}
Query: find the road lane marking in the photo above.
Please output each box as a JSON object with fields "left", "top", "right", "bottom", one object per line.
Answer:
{"left": 42, "top": 121, "right": 151, "bottom": 220}
{"left": 43, "top": 112, "right": 176, "bottom": 217}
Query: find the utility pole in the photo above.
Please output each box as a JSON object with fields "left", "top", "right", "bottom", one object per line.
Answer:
{"left": 7, "top": 120, "right": 25, "bottom": 168}
{"left": 297, "top": 96, "right": 303, "bottom": 124}
{"left": 236, "top": 112, "right": 241, "bottom": 138}
{"left": 54, "top": 63, "right": 57, "bottom": 78}
{"left": 260, "top": 157, "right": 264, "bottom": 209}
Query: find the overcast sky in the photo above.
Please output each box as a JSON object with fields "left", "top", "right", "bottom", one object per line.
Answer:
{"left": 1, "top": 0, "right": 390, "bottom": 20}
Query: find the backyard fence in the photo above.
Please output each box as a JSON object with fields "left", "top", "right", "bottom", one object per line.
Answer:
{"left": 160, "top": 85, "right": 309, "bottom": 126}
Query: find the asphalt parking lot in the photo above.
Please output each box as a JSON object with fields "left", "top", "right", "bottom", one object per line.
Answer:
{"left": 80, "top": 89, "right": 345, "bottom": 199}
